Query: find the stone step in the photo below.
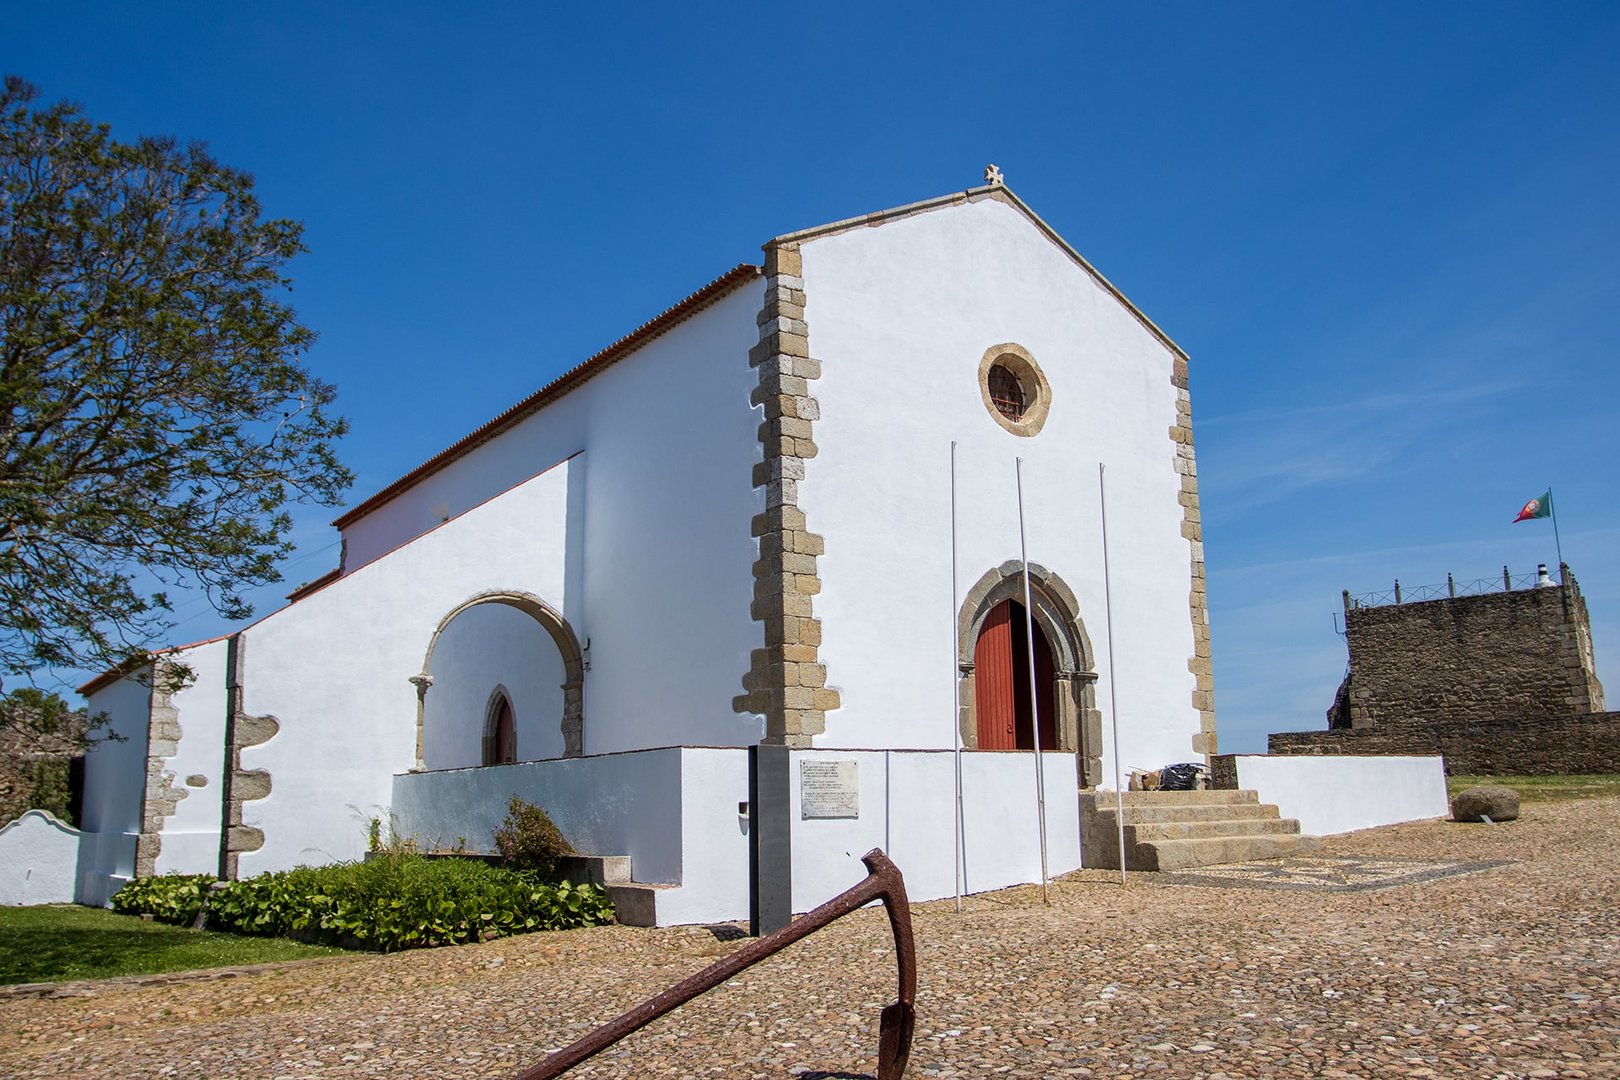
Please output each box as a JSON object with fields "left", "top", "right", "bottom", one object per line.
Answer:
{"left": 1125, "top": 817, "right": 1304, "bottom": 842}
{"left": 1080, "top": 789, "right": 1320, "bottom": 872}
{"left": 556, "top": 854, "right": 633, "bottom": 887}
{"left": 1102, "top": 802, "right": 1282, "bottom": 825}
{"left": 1144, "top": 833, "right": 1324, "bottom": 871}
{"left": 605, "top": 882, "right": 673, "bottom": 928}
{"left": 1112, "top": 789, "right": 1259, "bottom": 807}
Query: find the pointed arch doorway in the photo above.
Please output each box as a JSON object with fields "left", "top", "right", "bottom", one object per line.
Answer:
{"left": 973, "top": 599, "right": 1057, "bottom": 751}
{"left": 957, "top": 562, "right": 1104, "bottom": 786}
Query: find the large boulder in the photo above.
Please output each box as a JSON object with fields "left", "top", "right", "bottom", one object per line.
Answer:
{"left": 1451, "top": 785, "right": 1521, "bottom": 823}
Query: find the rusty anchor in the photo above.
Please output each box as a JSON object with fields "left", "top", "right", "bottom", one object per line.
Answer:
{"left": 512, "top": 848, "right": 917, "bottom": 1079}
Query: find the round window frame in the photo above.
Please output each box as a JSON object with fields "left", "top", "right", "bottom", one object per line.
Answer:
{"left": 978, "top": 343, "right": 1051, "bottom": 436}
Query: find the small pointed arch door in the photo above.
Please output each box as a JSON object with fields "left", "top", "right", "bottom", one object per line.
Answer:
{"left": 973, "top": 599, "right": 1056, "bottom": 751}
{"left": 484, "top": 689, "right": 517, "bottom": 765}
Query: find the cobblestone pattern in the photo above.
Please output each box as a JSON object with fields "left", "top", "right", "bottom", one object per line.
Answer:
{"left": 1171, "top": 356, "right": 1216, "bottom": 759}
{"left": 133, "top": 662, "right": 186, "bottom": 879}
{"left": 1338, "top": 578, "right": 1604, "bottom": 730}
{"left": 5, "top": 797, "right": 1617, "bottom": 1077}
{"left": 1268, "top": 710, "right": 1620, "bottom": 775}
{"left": 733, "top": 242, "right": 838, "bottom": 746}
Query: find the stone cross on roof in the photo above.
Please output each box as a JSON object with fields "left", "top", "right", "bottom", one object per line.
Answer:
{"left": 984, "top": 163, "right": 1004, "bottom": 186}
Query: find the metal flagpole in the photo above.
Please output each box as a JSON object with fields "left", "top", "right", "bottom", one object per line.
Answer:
{"left": 1014, "top": 457, "right": 1050, "bottom": 904}
{"left": 1099, "top": 463, "right": 1127, "bottom": 885}
{"left": 950, "top": 441, "right": 964, "bottom": 914}
{"left": 1549, "top": 486, "right": 1566, "bottom": 575}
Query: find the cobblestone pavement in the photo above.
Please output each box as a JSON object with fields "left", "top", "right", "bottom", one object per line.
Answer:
{"left": 3, "top": 796, "right": 1617, "bottom": 1078}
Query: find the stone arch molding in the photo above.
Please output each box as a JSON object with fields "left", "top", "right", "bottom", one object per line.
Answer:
{"left": 957, "top": 562, "right": 1103, "bottom": 786}
{"left": 414, "top": 590, "right": 584, "bottom": 768}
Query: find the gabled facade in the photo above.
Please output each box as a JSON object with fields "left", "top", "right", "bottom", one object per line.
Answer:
{"left": 78, "top": 179, "right": 1216, "bottom": 922}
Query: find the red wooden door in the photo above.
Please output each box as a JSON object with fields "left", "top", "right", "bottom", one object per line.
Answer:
{"left": 974, "top": 601, "right": 1019, "bottom": 749}
{"left": 976, "top": 599, "right": 1058, "bottom": 751}
{"left": 1025, "top": 615, "right": 1057, "bottom": 752}
{"left": 494, "top": 698, "right": 517, "bottom": 764}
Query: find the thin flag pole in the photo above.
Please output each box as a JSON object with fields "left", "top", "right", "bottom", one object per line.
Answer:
{"left": 950, "top": 441, "right": 964, "bottom": 915}
{"left": 1014, "top": 457, "right": 1050, "bottom": 904}
{"left": 1549, "top": 486, "right": 1566, "bottom": 575}
{"left": 1099, "top": 463, "right": 1127, "bottom": 885}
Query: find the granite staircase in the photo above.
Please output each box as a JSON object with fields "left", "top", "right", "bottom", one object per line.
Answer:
{"left": 1079, "top": 789, "right": 1321, "bottom": 871}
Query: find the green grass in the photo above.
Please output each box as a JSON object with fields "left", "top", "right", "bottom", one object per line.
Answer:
{"left": 0, "top": 904, "right": 347, "bottom": 986}
{"left": 1446, "top": 774, "right": 1620, "bottom": 803}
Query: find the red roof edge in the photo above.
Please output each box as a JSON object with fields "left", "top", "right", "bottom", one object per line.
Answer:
{"left": 77, "top": 669, "right": 133, "bottom": 698}
{"left": 76, "top": 631, "right": 235, "bottom": 697}
{"left": 331, "top": 263, "right": 763, "bottom": 530}
{"left": 285, "top": 567, "right": 341, "bottom": 602}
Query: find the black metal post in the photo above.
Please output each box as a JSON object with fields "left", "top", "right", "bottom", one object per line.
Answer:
{"left": 749, "top": 742, "right": 792, "bottom": 937}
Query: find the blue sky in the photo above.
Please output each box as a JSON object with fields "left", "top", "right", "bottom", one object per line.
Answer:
{"left": 11, "top": 3, "right": 1619, "bottom": 752}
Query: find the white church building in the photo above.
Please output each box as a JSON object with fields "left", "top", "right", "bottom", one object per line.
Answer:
{"left": 76, "top": 175, "right": 1217, "bottom": 924}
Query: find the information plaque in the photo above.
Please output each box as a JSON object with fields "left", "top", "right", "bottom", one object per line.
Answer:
{"left": 800, "top": 759, "right": 859, "bottom": 819}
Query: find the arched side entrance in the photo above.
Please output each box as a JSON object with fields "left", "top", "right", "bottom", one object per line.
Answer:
{"left": 958, "top": 562, "right": 1103, "bottom": 786}
{"left": 413, "top": 590, "right": 584, "bottom": 770}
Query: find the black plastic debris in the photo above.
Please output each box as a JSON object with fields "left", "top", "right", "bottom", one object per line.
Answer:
{"left": 1158, "top": 763, "right": 1207, "bottom": 791}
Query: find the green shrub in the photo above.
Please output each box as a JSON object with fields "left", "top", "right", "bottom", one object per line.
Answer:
{"left": 109, "top": 873, "right": 213, "bottom": 925}
{"left": 492, "top": 796, "right": 574, "bottom": 878}
{"left": 207, "top": 855, "right": 613, "bottom": 952}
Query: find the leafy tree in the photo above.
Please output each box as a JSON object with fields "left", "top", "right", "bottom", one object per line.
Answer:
{"left": 0, "top": 687, "right": 87, "bottom": 825}
{"left": 0, "top": 76, "right": 351, "bottom": 681}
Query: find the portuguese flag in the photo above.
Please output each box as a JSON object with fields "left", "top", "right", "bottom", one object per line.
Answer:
{"left": 1513, "top": 490, "right": 1552, "bottom": 523}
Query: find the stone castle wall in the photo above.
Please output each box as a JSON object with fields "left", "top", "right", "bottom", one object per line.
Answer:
{"left": 1336, "top": 578, "right": 1602, "bottom": 730}
{"left": 1270, "top": 570, "right": 1608, "bottom": 775}
{"left": 1268, "top": 711, "right": 1620, "bottom": 775}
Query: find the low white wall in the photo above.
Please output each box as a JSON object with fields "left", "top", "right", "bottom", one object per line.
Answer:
{"left": 789, "top": 749, "right": 1080, "bottom": 913}
{"left": 389, "top": 747, "right": 752, "bottom": 926}
{"left": 1226, "top": 754, "right": 1450, "bottom": 836}
{"left": 0, "top": 810, "right": 81, "bottom": 905}
{"left": 391, "top": 746, "right": 1083, "bottom": 926}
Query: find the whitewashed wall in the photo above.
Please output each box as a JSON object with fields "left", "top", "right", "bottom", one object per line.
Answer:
{"left": 338, "top": 283, "right": 766, "bottom": 757}
{"left": 789, "top": 748, "right": 1079, "bottom": 912}
{"left": 1225, "top": 754, "right": 1450, "bottom": 835}
{"left": 389, "top": 747, "right": 751, "bottom": 925}
{"left": 422, "top": 602, "right": 568, "bottom": 769}
{"left": 153, "top": 638, "right": 229, "bottom": 876}
{"left": 78, "top": 673, "right": 153, "bottom": 905}
{"left": 237, "top": 455, "right": 576, "bottom": 875}
{"left": 0, "top": 811, "right": 81, "bottom": 905}
{"left": 798, "top": 198, "right": 1199, "bottom": 771}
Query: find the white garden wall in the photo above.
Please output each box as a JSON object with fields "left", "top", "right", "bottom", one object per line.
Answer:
{"left": 789, "top": 749, "right": 1080, "bottom": 912}
{"left": 1223, "top": 754, "right": 1449, "bottom": 835}
{"left": 390, "top": 745, "right": 1077, "bottom": 926}
{"left": 0, "top": 811, "right": 81, "bottom": 905}
{"left": 797, "top": 198, "right": 1199, "bottom": 771}
{"left": 388, "top": 747, "right": 751, "bottom": 925}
